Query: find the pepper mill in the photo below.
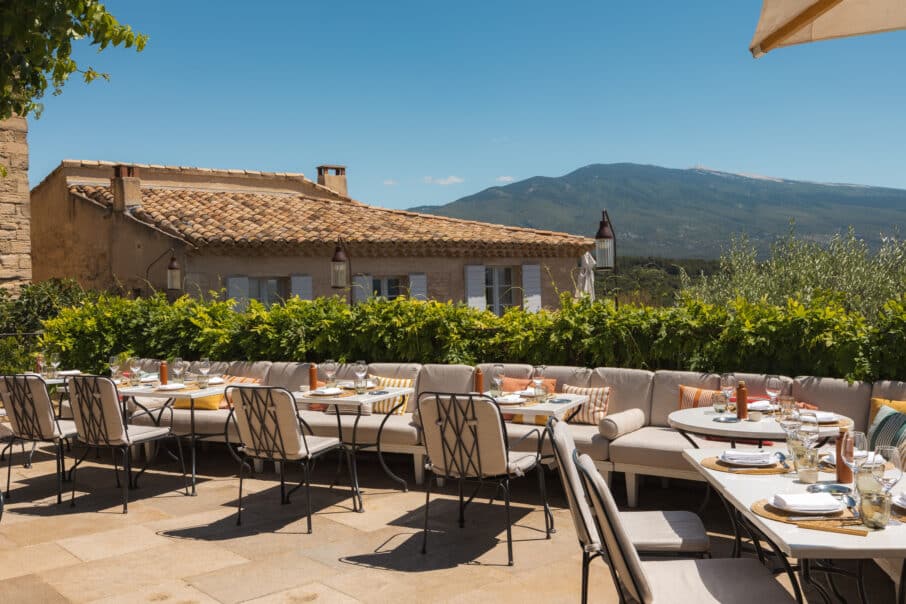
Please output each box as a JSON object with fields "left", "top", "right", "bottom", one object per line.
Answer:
{"left": 736, "top": 380, "right": 748, "bottom": 420}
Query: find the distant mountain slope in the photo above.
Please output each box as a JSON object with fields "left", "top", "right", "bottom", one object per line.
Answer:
{"left": 409, "top": 163, "right": 906, "bottom": 258}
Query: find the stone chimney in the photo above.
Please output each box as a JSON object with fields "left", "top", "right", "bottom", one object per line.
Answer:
{"left": 317, "top": 165, "right": 348, "bottom": 197}
{"left": 111, "top": 164, "right": 142, "bottom": 211}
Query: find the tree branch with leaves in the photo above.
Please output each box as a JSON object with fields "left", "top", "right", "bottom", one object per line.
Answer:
{"left": 0, "top": 0, "right": 147, "bottom": 121}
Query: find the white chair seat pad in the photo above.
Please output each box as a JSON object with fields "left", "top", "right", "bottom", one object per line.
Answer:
{"left": 54, "top": 419, "right": 79, "bottom": 439}
{"left": 643, "top": 558, "right": 794, "bottom": 602}
{"left": 124, "top": 425, "right": 172, "bottom": 444}
{"left": 623, "top": 510, "right": 709, "bottom": 553}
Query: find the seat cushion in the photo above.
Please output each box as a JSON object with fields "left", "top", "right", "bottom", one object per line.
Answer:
{"left": 507, "top": 451, "right": 538, "bottom": 476}
{"left": 643, "top": 558, "right": 794, "bottom": 602}
{"left": 297, "top": 411, "right": 420, "bottom": 447}
{"left": 507, "top": 422, "right": 609, "bottom": 461}
{"left": 650, "top": 371, "right": 720, "bottom": 427}
{"left": 622, "top": 510, "right": 709, "bottom": 553}
{"left": 54, "top": 419, "right": 79, "bottom": 439}
{"left": 590, "top": 367, "right": 654, "bottom": 420}
{"left": 124, "top": 424, "right": 172, "bottom": 444}
{"left": 609, "top": 426, "right": 708, "bottom": 472}
{"left": 131, "top": 408, "right": 238, "bottom": 440}
{"left": 254, "top": 435, "right": 339, "bottom": 461}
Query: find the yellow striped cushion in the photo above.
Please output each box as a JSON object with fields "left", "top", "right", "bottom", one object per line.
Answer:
{"left": 562, "top": 384, "right": 611, "bottom": 425}
{"left": 371, "top": 376, "right": 413, "bottom": 415}
{"left": 678, "top": 385, "right": 721, "bottom": 410}
{"left": 173, "top": 375, "right": 261, "bottom": 410}
{"left": 870, "top": 397, "right": 906, "bottom": 424}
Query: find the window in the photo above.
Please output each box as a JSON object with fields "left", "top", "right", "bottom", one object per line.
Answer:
{"left": 485, "top": 267, "right": 514, "bottom": 316}
{"left": 248, "top": 277, "right": 289, "bottom": 306}
{"left": 372, "top": 276, "right": 407, "bottom": 300}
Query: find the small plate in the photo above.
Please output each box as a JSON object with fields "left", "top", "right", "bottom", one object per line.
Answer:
{"left": 719, "top": 454, "right": 777, "bottom": 467}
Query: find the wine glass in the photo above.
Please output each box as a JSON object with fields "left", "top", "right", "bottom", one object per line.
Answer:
{"left": 720, "top": 373, "right": 736, "bottom": 413}
{"left": 197, "top": 357, "right": 211, "bottom": 377}
{"left": 171, "top": 357, "right": 184, "bottom": 382}
{"left": 129, "top": 356, "right": 142, "bottom": 377}
{"left": 108, "top": 355, "right": 120, "bottom": 379}
{"left": 353, "top": 360, "right": 368, "bottom": 392}
{"left": 872, "top": 445, "right": 903, "bottom": 493}
{"left": 532, "top": 365, "right": 546, "bottom": 395}
{"left": 797, "top": 411, "right": 821, "bottom": 450}
{"left": 322, "top": 359, "right": 338, "bottom": 387}
{"left": 778, "top": 407, "right": 802, "bottom": 438}
{"left": 47, "top": 351, "right": 61, "bottom": 377}
{"left": 765, "top": 375, "right": 782, "bottom": 405}
{"left": 491, "top": 363, "right": 505, "bottom": 396}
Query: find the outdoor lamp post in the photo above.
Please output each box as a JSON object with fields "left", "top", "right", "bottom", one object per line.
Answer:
{"left": 594, "top": 210, "right": 618, "bottom": 306}
{"left": 330, "top": 239, "right": 351, "bottom": 303}
{"left": 166, "top": 255, "right": 182, "bottom": 291}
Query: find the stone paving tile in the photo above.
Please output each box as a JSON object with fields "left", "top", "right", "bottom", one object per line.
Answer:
{"left": 185, "top": 550, "right": 340, "bottom": 604}
{"left": 239, "top": 581, "right": 360, "bottom": 604}
{"left": 0, "top": 573, "right": 70, "bottom": 604}
{"left": 0, "top": 541, "right": 82, "bottom": 581}
{"left": 86, "top": 579, "right": 221, "bottom": 604}
{"left": 57, "top": 525, "right": 173, "bottom": 562}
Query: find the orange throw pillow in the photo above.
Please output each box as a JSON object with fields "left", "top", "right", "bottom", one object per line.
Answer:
{"left": 678, "top": 385, "right": 723, "bottom": 410}
{"left": 501, "top": 376, "right": 557, "bottom": 394}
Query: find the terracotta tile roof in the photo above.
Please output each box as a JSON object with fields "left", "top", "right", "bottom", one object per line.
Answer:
{"left": 69, "top": 185, "right": 592, "bottom": 258}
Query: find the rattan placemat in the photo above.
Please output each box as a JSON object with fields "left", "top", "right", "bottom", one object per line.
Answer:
{"left": 750, "top": 498, "right": 868, "bottom": 535}
{"left": 701, "top": 456, "right": 792, "bottom": 475}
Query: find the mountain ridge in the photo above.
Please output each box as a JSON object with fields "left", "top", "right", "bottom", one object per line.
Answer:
{"left": 408, "top": 163, "right": 906, "bottom": 258}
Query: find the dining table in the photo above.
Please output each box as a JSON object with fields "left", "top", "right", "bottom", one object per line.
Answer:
{"left": 119, "top": 382, "right": 228, "bottom": 495}
{"left": 684, "top": 446, "right": 906, "bottom": 604}
{"left": 293, "top": 385, "right": 415, "bottom": 512}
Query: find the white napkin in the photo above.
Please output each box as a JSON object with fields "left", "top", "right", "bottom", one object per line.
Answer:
{"left": 720, "top": 449, "right": 775, "bottom": 465}
{"left": 771, "top": 492, "right": 842, "bottom": 513}
{"left": 894, "top": 493, "right": 906, "bottom": 509}
{"left": 140, "top": 374, "right": 157, "bottom": 383}
{"left": 747, "top": 399, "right": 774, "bottom": 411}
{"left": 496, "top": 394, "right": 524, "bottom": 404}
{"left": 822, "top": 451, "right": 881, "bottom": 466}
{"left": 813, "top": 411, "right": 838, "bottom": 423}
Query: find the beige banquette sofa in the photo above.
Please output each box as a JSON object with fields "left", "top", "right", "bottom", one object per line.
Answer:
{"left": 115, "top": 359, "right": 905, "bottom": 507}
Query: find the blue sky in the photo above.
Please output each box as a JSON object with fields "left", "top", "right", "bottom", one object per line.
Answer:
{"left": 27, "top": 1, "right": 906, "bottom": 209}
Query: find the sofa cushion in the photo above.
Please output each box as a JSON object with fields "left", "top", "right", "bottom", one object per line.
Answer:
{"left": 870, "top": 397, "right": 906, "bottom": 424}
{"left": 590, "top": 367, "right": 654, "bottom": 421}
{"left": 543, "top": 366, "right": 593, "bottom": 390}
{"left": 131, "top": 408, "right": 238, "bottom": 440}
{"left": 226, "top": 361, "right": 272, "bottom": 381}
{"left": 562, "top": 384, "right": 611, "bottom": 425}
{"left": 732, "top": 373, "right": 793, "bottom": 398}
{"left": 872, "top": 380, "right": 906, "bottom": 404}
{"left": 477, "top": 363, "right": 532, "bottom": 381}
{"left": 609, "top": 426, "right": 709, "bottom": 472}
{"left": 414, "top": 364, "right": 475, "bottom": 411}
{"left": 371, "top": 376, "right": 413, "bottom": 414}
{"left": 297, "top": 411, "right": 420, "bottom": 447}
{"left": 265, "top": 362, "right": 312, "bottom": 390}
{"left": 868, "top": 405, "right": 906, "bottom": 451}
{"left": 679, "top": 385, "right": 722, "bottom": 410}
{"left": 368, "top": 363, "right": 421, "bottom": 381}
{"left": 599, "top": 408, "right": 646, "bottom": 440}
{"left": 650, "top": 371, "right": 719, "bottom": 427}
{"left": 793, "top": 376, "right": 872, "bottom": 432}
{"left": 506, "top": 422, "right": 609, "bottom": 461}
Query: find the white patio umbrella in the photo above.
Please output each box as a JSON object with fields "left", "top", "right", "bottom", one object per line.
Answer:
{"left": 575, "top": 252, "right": 596, "bottom": 301}
{"left": 750, "top": 0, "right": 906, "bottom": 57}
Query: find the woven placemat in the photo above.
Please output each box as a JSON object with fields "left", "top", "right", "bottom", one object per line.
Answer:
{"left": 750, "top": 498, "right": 868, "bottom": 535}
{"left": 701, "top": 456, "right": 792, "bottom": 475}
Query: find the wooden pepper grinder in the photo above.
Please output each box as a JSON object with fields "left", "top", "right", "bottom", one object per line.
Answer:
{"left": 836, "top": 426, "right": 853, "bottom": 484}
{"left": 735, "top": 380, "right": 748, "bottom": 420}
{"left": 474, "top": 367, "right": 484, "bottom": 394}
{"left": 308, "top": 363, "right": 318, "bottom": 389}
{"left": 159, "top": 360, "right": 168, "bottom": 385}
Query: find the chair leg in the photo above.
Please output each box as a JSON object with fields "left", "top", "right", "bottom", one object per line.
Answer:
{"left": 503, "top": 477, "right": 513, "bottom": 566}
{"left": 581, "top": 550, "right": 590, "bottom": 604}
{"left": 173, "top": 436, "right": 189, "bottom": 496}
{"left": 458, "top": 478, "right": 465, "bottom": 528}
{"left": 537, "top": 463, "right": 553, "bottom": 537}
{"left": 625, "top": 472, "right": 639, "bottom": 508}
{"left": 304, "top": 462, "right": 312, "bottom": 534}
{"left": 113, "top": 449, "right": 121, "bottom": 489}
{"left": 56, "top": 442, "right": 63, "bottom": 505}
{"left": 236, "top": 457, "right": 247, "bottom": 526}
{"left": 6, "top": 437, "right": 14, "bottom": 498}
{"left": 121, "top": 448, "right": 130, "bottom": 514}
{"left": 413, "top": 453, "right": 425, "bottom": 485}
{"left": 280, "top": 460, "right": 287, "bottom": 504}
{"left": 422, "top": 470, "right": 433, "bottom": 555}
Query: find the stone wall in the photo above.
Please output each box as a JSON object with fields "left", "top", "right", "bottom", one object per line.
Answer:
{"left": 0, "top": 117, "right": 32, "bottom": 289}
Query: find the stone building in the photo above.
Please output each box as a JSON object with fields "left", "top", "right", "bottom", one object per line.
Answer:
{"left": 30, "top": 160, "right": 592, "bottom": 313}
{"left": 0, "top": 117, "right": 32, "bottom": 289}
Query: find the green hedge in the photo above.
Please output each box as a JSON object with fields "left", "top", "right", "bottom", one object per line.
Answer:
{"left": 35, "top": 292, "right": 906, "bottom": 382}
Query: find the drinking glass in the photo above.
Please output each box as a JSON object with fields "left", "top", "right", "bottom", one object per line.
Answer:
{"left": 353, "top": 360, "right": 368, "bottom": 393}
{"left": 129, "top": 356, "right": 142, "bottom": 379}
{"left": 765, "top": 375, "right": 782, "bottom": 404}
{"left": 860, "top": 491, "right": 892, "bottom": 529}
{"left": 720, "top": 373, "right": 736, "bottom": 401}
{"left": 778, "top": 405, "right": 801, "bottom": 437}
{"left": 46, "top": 352, "right": 61, "bottom": 377}
{"left": 171, "top": 357, "right": 184, "bottom": 382}
{"left": 872, "top": 445, "right": 903, "bottom": 493}
{"left": 797, "top": 411, "right": 821, "bottom": 450}
{"left": 712, "top": 392, "right": 728, "bottom": 416}
{"left": 109, "top": 355, "right": 120, "bottom": 379}
{"left": 198, "top": 357, "right": 211, "bottom": 377}
{"left": 490, "top": 363, "right": 505, "bottom": 397}
{"left": 532, "top": 365, "right": 546, "bottom": 396}
{"left": 322, "top": 359, "right": 338, "bottom": 387}
{"left": 841, "top": 431, "right": 869, "bottom": 476}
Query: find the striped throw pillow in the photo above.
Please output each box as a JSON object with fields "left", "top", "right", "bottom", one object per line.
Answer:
{"left": 868, "top": 405, "right": 906, "bottom": 450}
{"left": 562, "top": 384, "right": 611, "bottom": 425}
{"left": 869, "top": 397, "right": 906, "bottom": 424}
{"left": 371, "top": 376, "right": 413, "bottom": 415}
{"left": 678, "top": 385, "right": 722, "bottom": 410}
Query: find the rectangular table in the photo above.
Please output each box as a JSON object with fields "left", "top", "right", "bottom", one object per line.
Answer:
{"left": 120, "top": 384, "right": 227, "bottom": 495}
{"left": 684, "top": 446, "right": 906, "bottom": 601}
{"left": 294, "top": 387, "right": 415, "bottom": 511}
{"left": 495, "top": 393, "right": 589, "bottom": 421}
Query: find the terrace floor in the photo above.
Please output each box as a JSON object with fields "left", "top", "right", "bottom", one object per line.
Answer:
{"left": 0, "top": 442, "right": 897, "bottom": 603}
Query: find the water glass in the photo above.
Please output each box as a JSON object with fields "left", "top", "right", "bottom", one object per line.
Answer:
{"left": 860, "top": 491, "right": 892, "bottom": 529}
{"left": 872, "top": 445, "right": 903, "bottom": 492}
{"left": 531, "top": 365, "right": 546, "bottom": 395}
{"left": 797, "top": 411, "right": 820, "bottom": 449}
{"left": 354, "top": 378, "right": 368, "bottom": 395}
{"left": 712, "top": 392, "right": 728, "bottom": 415}
{"left": 796, "top": 448, "right": 819, "bottom": 484}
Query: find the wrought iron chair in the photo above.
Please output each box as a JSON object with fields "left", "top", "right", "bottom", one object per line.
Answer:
{"left": 574, "top": 452, "right": 796, "bottom": 604}
{"left": 548, "top": 418, "right": 709, "bottom": 604}
{"left": 226, "top": 385, "right": 346, "bottom": 533}
{"left": 68, "top": 375, "right": 188, "bottom": 513}
{"left": 0, "top": 374, "right": 78, "bottom": 509}
{"left": 417, "top": 391, "right": 552, "bottom": 566}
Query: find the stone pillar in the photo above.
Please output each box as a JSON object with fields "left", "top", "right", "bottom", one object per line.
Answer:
{"left": 0, "top": 116, "right": 32, "bottom": 289}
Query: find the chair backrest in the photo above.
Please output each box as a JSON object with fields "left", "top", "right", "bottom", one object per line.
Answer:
{"left": 417, "top": 392, "right": 510, "bottom": 478}
{"left": 0, "top": 374, "right": 58, "bottom": 440}
{"left": 576, "top": 452, "right": 653, "bottom": 604}
{"left": 68, "top": 376, "right": 129, "bottom": 446}
{"left": 228, "top": 385, "right": 305, "bottom": 460}
{"left": 549, "top": 419, "right": 601, "bottom": 551}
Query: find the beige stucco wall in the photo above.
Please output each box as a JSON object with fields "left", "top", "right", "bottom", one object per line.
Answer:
{"left": 0, "top": 116, "right": 32, "bottom": 289}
